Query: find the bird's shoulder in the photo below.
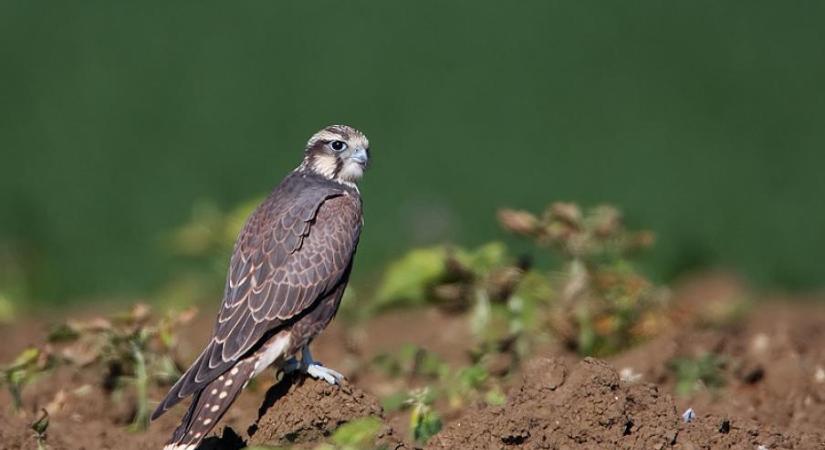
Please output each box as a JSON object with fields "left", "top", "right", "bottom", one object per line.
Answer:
{"left": 261, "top": 170, "right": 359, "bottom": 218}
{"left": 233, "top": 171, "right": 360, "bottom": 263}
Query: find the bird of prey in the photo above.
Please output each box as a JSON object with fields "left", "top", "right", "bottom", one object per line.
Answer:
{"left": 152, "top": 125, "right": 370, "bottom": 450}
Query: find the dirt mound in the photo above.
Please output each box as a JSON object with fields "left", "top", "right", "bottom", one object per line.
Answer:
{"left": 247, "top": 373, "right": 403, "bottom": 448}
{"left": 427, "top": 357, "right": 824, "bottom": 449}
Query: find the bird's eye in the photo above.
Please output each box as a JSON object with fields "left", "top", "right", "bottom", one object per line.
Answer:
{"left": 330, "top": 140, "right": 347, "bottom": 152}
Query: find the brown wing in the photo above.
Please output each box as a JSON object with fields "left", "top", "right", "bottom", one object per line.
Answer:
{"left": 152, "top": 173, "right": 362, "bottom": 419}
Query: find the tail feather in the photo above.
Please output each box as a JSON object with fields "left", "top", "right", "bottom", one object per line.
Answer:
{"left": 163, "top": 360, "right": 255, "bottom": 450}
{"left": 152, "top": 346, "right": 210, "bottom": 421}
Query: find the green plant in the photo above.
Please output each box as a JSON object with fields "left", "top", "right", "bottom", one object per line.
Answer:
{"left": 326, "top": 416, "right": 384, "bottom": 450}
{"left": 499, "top": 203, "right": 669, "bottom": 356}
{"left": 0, "top": 347, "right": 52, "bottom": 412}
{"left": 374, "top": 346, "right": 503, "bottom": 439}
{"left": 408, "top": 387, "right": 442, "bottom": 445}
{"left": 669, "top": 353, "right": 726, "bottom": 396}
{"left": 372, "top": 242, "right": 516, "bottom": 311}
{"left": 373, "top": 241, "right": 551, "bottom": 373}
{"left": 31, "top": 409, "right": 49, "bottom": 450}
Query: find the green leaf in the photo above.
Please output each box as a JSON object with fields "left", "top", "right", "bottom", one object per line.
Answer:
{"left": 456, "top": 365, "right": 488, "bottom": 392}
{"left": 0, "top": 293, "right": 14, "bottom": 322}
{"left": 456, "top": 242, "right": 507, "bottom": 276}
{"left": 5, "top": 347, "right": 40, "bottom": 371}
{"left": 373, "top": 246, "right": 449, "bottom": 309}
{"left": 669, "top": 353, "right": 726, "bottom": 396}
{"left": 484, "top": 385, "right": 507, "bottom": 406}
{"left": 410, "top": 403, "right": 442, "bottom": 444}
{"left": 330, "top": 416, "right": 383, "bottom": 448}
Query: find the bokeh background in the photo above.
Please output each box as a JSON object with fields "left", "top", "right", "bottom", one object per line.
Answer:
{"left": 1, "top": 1, "right": 824, "bottom": 310}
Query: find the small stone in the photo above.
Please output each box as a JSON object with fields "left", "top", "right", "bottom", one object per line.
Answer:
{"left": 718, "top": 419, "right": 731, "bottom": 434}
{"left": 619, "top": 367, "right": 642, "bottom": 383}
{"left": 751, "top": 333, "right": 770, "bottom": 353}
{"left": 814, "top": 366, "right": 825, "bottom": 383}
{"left": 741, "top": 365, "right": 765, "bottom": 384}
{"left": 682, "top": 408, "right": 696, "bottom": 423}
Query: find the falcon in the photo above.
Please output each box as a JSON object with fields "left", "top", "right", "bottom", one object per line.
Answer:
{"left": 152, "top": 125, "right": 370, "bottom": 450}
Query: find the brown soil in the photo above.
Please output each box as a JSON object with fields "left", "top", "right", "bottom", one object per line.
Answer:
{"left": 2, "top": 274, "right": 825, "bottom": 449}
{"left": 428, "top": 357, "right": 677, "bottom": 449}
{"left": 428, "top": 356, "right": 824, "bottom": 449}
{"left": 247, "top": 373, "right": 402, "bottom": 449}
{"left": 0, "top": 365, "right": 397, "bottom": 450}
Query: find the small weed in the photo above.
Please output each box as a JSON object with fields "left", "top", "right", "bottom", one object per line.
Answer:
{"left": 373, "top": 241, "right": 551, "bottom": 373}
{"left": 669, "top": 353, "right": 726, "bottom": 396}
{"left": 31, "top": 408, "right": 49, "bottom": 450}
{"left": 328, "top": 416, "right": 383, "bottom": 449}
{"left": 408, "top": 387, "right": 442, "bottom": 445}
{"left": 0, "top": 347, "right": 53, "bottom": 412}
{"left": 500, "top": 203, "right": 669, "bottom": 356}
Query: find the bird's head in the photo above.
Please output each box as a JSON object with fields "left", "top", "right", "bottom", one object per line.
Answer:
{"left": 301, "top": 125, "right": 370, "bottom": 184}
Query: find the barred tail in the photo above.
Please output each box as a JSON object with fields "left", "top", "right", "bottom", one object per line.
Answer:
{"left": 163, "top": 360, "right": 255, "bottom": 450}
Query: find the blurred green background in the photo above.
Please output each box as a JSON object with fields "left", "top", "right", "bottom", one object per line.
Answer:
{"left": 1, "top": 1, "right": 823, "bottom": 308}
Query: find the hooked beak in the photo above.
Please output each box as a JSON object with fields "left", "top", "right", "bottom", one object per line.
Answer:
{"left": 351, "top": 147, "right": 369, "bottom": 167}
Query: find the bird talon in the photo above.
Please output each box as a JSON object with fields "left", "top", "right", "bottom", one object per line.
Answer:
{"left": 282, "top": 352, "right": 344, "bottom": 385}
{"left": 306, "top": 363, "right": 344, "bottom": 385}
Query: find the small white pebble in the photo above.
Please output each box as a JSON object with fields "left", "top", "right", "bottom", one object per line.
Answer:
{"left": 203, "top": 418, "right": 212, "bottom": 425}
{"left": 231, "top": 367, "right": 239, "bottom": 375}
{"left": 224, "top": 379, "right": 233, "bottom": 387}
{"left": 619, "top": 367, "right": 642, "bottom": 383}
{"left": 751, "top": 333, "right": 770, "bottom": 353}
{"left": 219, "top": 391, "right": 228, "bottom": 399}
{"left": 814, "top": 366, "right": 825, "bottom": 383}
{"left": 211, "top": 404, "right": 220, "bottom": 412}
{"left": 682, "top": 407, "right": 696, "bottom": 423}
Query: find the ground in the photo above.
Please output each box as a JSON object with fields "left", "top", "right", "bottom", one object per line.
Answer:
{"left": 1, "top": 274, "right": 824, "bottom": 449}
